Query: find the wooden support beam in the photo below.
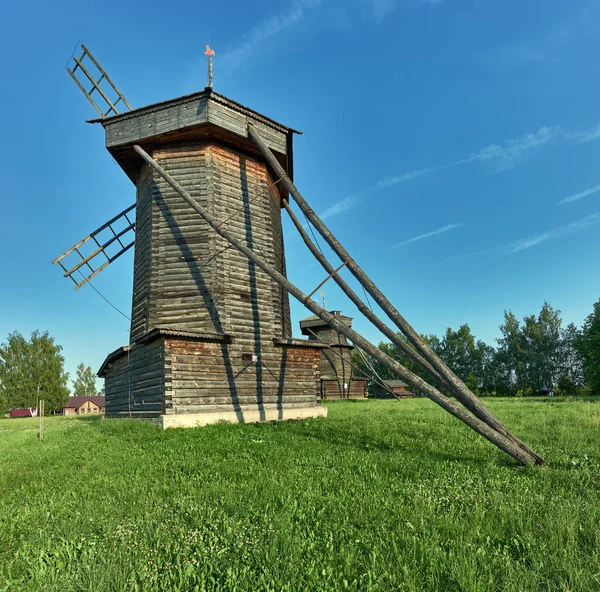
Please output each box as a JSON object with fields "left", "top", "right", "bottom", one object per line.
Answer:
{"left": 249, "top": 123, "right": 543, "bottom": 465}
{"left": 133, "top": 143, "right": 538, "bottom": 466}
{"left": 282, "top": 198, "right": 445, "bottom": 383}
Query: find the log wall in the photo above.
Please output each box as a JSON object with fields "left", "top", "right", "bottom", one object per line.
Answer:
{"left": 130, "top": 141, "right": 291, "bottom": 343}
{"left": 164, "top": 338, "right": 321, "bottom": 415}
{"left": 103, "top": 340, "right": 165, "bottom": 418}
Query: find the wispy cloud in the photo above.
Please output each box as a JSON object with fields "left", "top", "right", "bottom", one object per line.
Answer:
{"left": 572, "top": 125, "right": 600, "bottom": 144}
{"left": 320, "top": 196, "right": 359, "bottom": 220}
{"left": 372, "top": 125, "right": 561, "bottom": 194}
{"left": 374, "top": 164, "right": 454, "bottom": 189}
{"left": 324, "top": 119, "right": 600, "bottom": 220}
{"left": 219, "top": 0, "right": 321, "bottom": 73}
{"left": 471, "top": 126, "right": 560, "bottom": 172}
{"left": 445, "top": 213, "right": 600, "bottom": 262}
{"left": 365, "top": 0, "right": 442, "bottom": 24}
{"left": 323, "top": 126, "right": 563, "bottom": 219}
{"left": 558, "top": 183, "right": 600, "bottom": 205}
{"left": 391, "top": 223, "right": 463, "bottom": 249}
{"left": 504, "top": 213, "right": 600, "bottom": 254}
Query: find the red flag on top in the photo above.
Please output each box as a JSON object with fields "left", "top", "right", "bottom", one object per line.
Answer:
{"left": 205, "top": 45, "right": 215, "bottom": 57}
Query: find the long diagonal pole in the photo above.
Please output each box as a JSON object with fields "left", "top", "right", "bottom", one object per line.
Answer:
{"left": 248, "top": 124, "right": 543, "bottom": 465}
{"left": 283, "top": 198, "right": 444, "bottom": 382}
{"left": 133, "top": 143, "right": 538, "bottom": 466}
{"left": 282, "top": 197, "right": 541, "bottom": 462}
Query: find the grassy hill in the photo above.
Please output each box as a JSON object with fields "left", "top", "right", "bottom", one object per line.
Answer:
{"left": 1, "top": 398, "right": 599, "bottom": 591}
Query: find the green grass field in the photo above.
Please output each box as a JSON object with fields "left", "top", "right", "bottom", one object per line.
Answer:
{"left": 1, "top": 398, "right": 599, "bottom": 591}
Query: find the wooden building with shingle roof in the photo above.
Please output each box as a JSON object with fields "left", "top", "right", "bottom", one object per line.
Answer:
{"left": 300, "top": 311, "right": 367, "bottom": 399}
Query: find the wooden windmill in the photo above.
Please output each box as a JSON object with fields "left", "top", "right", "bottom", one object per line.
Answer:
{"left": 55, "top": 44, "right": 544, "bottom": 465}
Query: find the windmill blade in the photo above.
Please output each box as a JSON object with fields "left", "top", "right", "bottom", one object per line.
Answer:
{"left": 53, "top": 204, "right": 136, "bottom": 290}
{"left": 67, "top": 44, "right": 132, "bottom": 118}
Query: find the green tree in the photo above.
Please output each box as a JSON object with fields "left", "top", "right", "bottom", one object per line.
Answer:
{"left": 556, "top": 322, "right": 584, "bottom": 390}
{"left": 496, "top": 311, "right": 525, "bottom": 395}
{"left": 573, "top": 299, "right": 600, "bottom": 394}
{"left": 496, "top": 303, "right": 564, "bottom": 395}
{"left": 0, "top": 330, "right": 70, "bottom": 413}
{"left": 72, "top": 363, "right": 99, "bottom": 398}
{"left": 521, "top": 302, "right": 563, "bottom": 393}
{"left": 435, "top": 325, "right": 482, "bottom": 393}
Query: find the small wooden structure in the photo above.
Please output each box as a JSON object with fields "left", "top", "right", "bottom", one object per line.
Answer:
{"left": 63, "top": 396, "right": 106, "bottom": 415}
{"left": 300, "top": 311, "right": 367, "bottom": 399}
{"left": 376, "top": 380, "right": 415, "bottom": 399}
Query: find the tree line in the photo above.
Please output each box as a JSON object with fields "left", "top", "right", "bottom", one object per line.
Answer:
{"left": 0, "top": 330, "right": 101, "bottom": 415}
{"left": 354, "top": 299, "right": 600, "bottom": 397}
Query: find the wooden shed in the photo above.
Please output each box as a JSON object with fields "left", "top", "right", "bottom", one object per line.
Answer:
{"left": 97, "top": 88, "right": 327, "bottom": 427}
{"left": 299, "top": 311, "right": 367, "bottom": 399}
{"left": 376, "top": 380, "right": 416, "bottom": 399}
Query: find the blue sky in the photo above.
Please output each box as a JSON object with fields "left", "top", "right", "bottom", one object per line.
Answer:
{"left": 1, "top": 0, "right": 599, "bottom": 386}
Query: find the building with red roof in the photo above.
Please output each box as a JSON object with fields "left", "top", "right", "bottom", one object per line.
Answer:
{"left": 9, "top": 408, "right": 37, "bottom": 418}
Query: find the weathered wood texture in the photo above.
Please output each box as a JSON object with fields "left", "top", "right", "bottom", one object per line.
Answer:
{"left": 101, "top": 91, "right": 294, "bottom": 185}
{"left": 319, "top": 346, "right": 352, "bottom": 382}
{"left": 164, "top": 338, "right": 321, "bottom": 415}
{"left": 321, "top": 378, "right": 367, "bottom": 400}
{"left": 105, "top": 134, "right": 318, "bottom": 418}
{"left": 130, "top": 141, "right": 292, "bottom": 343}
{"left": 103, "top": 340, "right": 165, "bottom": 418}
{"left": 300, "top": 313, "right": 361, "bottom": 397}
{"left": 102, "top": 335, "right": 322, "bottom": 417}
{"left": 104, "top": 92, "right": 290, "bottom": 154}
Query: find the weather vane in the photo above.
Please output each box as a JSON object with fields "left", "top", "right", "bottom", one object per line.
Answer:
{"left": 205, "top": 45, "right": 215, "bottom": 88}
{"left": 320, "top": 291, "right": 326, "bottom": 309}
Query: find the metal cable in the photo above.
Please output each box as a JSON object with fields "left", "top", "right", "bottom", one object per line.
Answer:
{"left": 77, "top": 271, "right": 131, "bottom": 321}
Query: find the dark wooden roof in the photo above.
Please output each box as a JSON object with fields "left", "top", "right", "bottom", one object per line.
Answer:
{"left": 89, "top": 88, "right": 301, "bottom": 135}
{"left": 97, "top": 345, "right": 130, "bottom": 377}
{"left": 381, "top": 380, "right": 409, "bottom": 388}
{"left": 138, "top": 327, "right": 232, "bottom": 345}
{"left": 273, "top": 337, "right": 328, "bottom": 349}
{"left": 299, "top": 311, "right": 353, "bottom": 330}
{"left": 97, "top": 329, "right": 234, "bottom": 376}
{"left": 92, "top": 87, "right": 299, "bottom": 186}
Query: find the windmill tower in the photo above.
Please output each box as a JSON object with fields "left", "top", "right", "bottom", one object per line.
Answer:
{"left": 55, "top": 45, "right": 327, "bottom": 426}
{"left": 54, "top": 45, "right": 543, "bottom": 466}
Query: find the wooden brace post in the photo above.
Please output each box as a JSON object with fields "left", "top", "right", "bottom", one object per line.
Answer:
{"left": 248, "top": 124, "right": 543, "bottom": 465}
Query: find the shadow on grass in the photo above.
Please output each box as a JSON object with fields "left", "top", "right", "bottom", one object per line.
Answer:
{"left": 69, "top": 415, "right": 104, "bottom": 423}
{"left": 296, "top": 423, "right": 495, "bottom": 467}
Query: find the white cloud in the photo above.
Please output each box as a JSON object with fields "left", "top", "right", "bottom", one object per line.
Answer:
{"left": 391, "top": 223, "right": 463, "bottom": 249}
{"left": 374, "top": 164, "right": 449, "bottom": 189}
{"left": 325, "top": 125, "right": 561, "bottom": 220}
{"left": 369, "top": 125, "right": 561, "bottom": 195}
{"left": 320, "top": 196, "right": 359, "bottom": 220}
{"left": 470, "top": 126, "right": 560, "bottom": 171}
{"left": 220, "top": 0, "right": 321, "bottom": 73}
{"left": 364, "top": 0, "right": 442, "bottom": 24}
{"left": 572, "top": 125, "right": 600, "bottom": 144}
{"left": 504, "top": 213, "right": 600, "bottom": 254}
{"left": 558, "top": 183, "right": 600, "bottom": 205}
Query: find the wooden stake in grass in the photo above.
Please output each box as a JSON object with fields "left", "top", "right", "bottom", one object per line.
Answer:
{"left": 39, "top": 400, "right": 44, "bottom": 440}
